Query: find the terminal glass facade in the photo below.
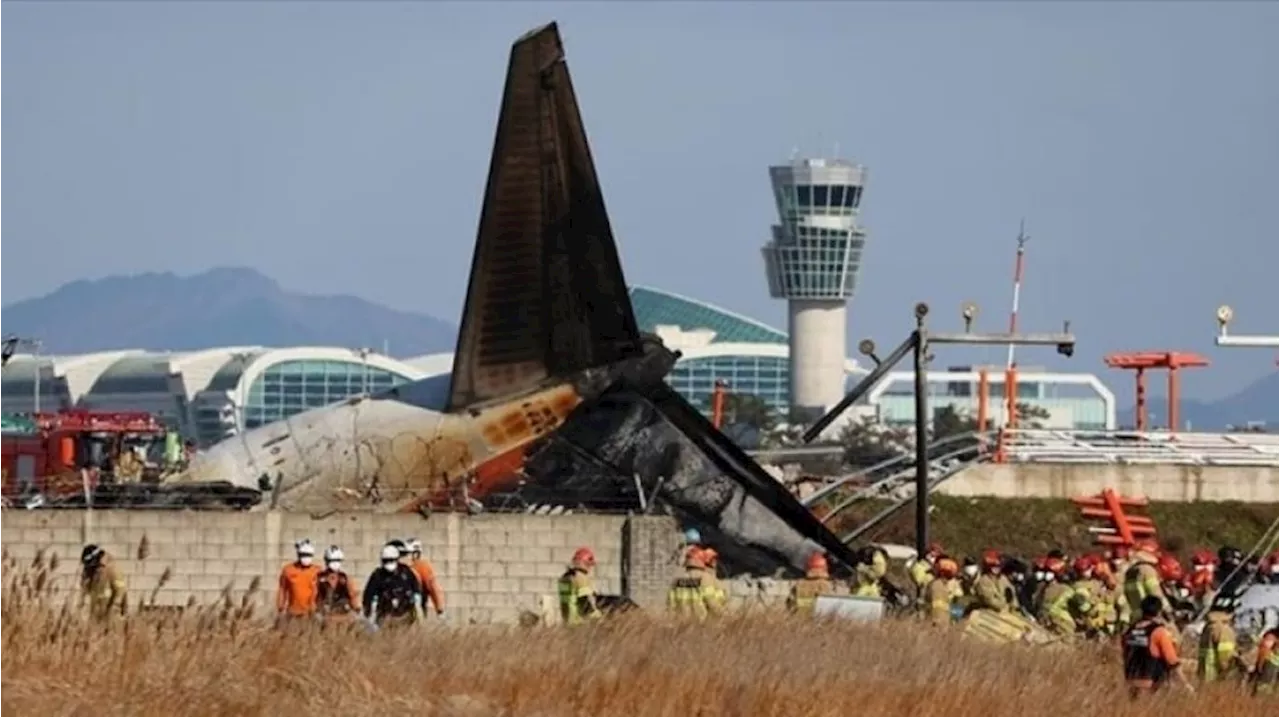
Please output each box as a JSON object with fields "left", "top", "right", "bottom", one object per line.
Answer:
{"left": 667, "top": 355, "right": 791, "bottom": 416}
{"left": 243, "top": 360, "right": 412, "bottom": 429}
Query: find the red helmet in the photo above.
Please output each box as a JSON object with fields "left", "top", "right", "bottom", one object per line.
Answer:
{"left": 1073, "top": 555, "right": 1096, "bottom": 576}
{"left": 571, "top": 547, "right": 596, "bottom": 568}
{"left": 805, "top": 551, "right": 829, "bottom": 576}
{"left": 981, "top": 549, "right": 1002, "bottom": 569}
{"left": 1109, "top": 545, "right": 1130, "bottom": 562}
{"left": 684, "top": 546, "right": 708, "bottom": 570}
{"left": 1190, "top": 549, "right": 1217, "bottom": 569}
{"left": 1134, "top": 538, "right": 1161, "bottom": 555}
{"left": 1156, "top": 554, "right": 1183, "bottom": 582}
{"left": 1044, "top": 556, "right": 1068, "bottom": 577}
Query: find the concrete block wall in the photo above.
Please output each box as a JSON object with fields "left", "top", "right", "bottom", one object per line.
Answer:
{"left": 0, "top": 510, "right": 653, "bottom": 625}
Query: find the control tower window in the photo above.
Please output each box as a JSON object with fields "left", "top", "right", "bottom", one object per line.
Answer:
{"left": 796, "top": 185, "right": 813, "bottom": 208}
{"left": 851, "top": 186, "right": 863, "bottom": 208}
{"left": 813, "top": 185, "right": 830, "bottom": 209}
{"left": 830, "top": 186, "right": 846, "bottom": 209}
{"left": 842, "top": 187, "right": 856, "bottom": 209}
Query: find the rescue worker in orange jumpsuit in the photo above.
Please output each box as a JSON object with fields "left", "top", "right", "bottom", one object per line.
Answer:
{"left": 788, "top": 551, "right": 837, "bottom": 616}
{"left": 316, "top": 545, "right": 360, "bottom": 623}
{"left": 405, "top": 538, "right": 447, "bottom": 622}
{"left": 276, "top": 539, "right": 321, "bottom": 623}
{"left": 1121, "top": 595, "right": 1190, "bottom": 697}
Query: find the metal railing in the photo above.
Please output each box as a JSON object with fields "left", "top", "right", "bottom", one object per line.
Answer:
{"left": 1000, "top": 428, "right": 1278, "bottom": 467}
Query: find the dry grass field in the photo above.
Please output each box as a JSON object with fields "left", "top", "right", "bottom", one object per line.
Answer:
{"left": 2, "top": 550, "right": 1273, "bottom": 717}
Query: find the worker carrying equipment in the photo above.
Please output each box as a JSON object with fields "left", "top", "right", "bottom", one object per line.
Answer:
{"left": 316, "top": 546, "right": 360, "bottom": 620}
{"left": 80, "top": 544, "right": 127, "bottom": 621}
{"left": 276, "top": 539, "right": 321, "bottom": 620}
{"left": 788, "top": 551, "right": 837, "bottom": 617}
{"left": 558, "top": 547, "right": 602, "bottom": 626}
{"left": 668, "top": 546, "right": 727, "bottom": 620}
{"left": 362, "top": 543, "right": 425, "bottom": 628}
{"left": 1121, "top": 595, "right": 1189, "bottom": 697}
{"left": 405, "top": 538, "right": 446, "bottom": 621}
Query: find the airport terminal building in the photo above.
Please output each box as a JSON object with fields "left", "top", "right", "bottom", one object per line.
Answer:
{"left": 1, "top": 287, "right": 1116, "bottom": 445}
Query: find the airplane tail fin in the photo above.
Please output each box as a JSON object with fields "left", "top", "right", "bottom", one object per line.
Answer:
{"left": 446, "top": 22, "right": 642, "bottom": 413}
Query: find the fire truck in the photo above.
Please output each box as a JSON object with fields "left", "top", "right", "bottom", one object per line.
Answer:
{"left": 1, "top": 410, "right": 170, "bottom": 503}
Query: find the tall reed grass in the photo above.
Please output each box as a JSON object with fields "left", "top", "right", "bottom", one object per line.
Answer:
{"left": 2, "top": 547, "right": 1271, "bottom": 717}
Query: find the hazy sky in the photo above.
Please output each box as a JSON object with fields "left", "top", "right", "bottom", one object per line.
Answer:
{"left": 4, "top": 1, "right": 1276, "bottom": 399}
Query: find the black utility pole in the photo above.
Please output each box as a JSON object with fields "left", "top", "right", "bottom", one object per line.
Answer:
{"left": 802, "top": 301, "right": 1076, "bottom": 558}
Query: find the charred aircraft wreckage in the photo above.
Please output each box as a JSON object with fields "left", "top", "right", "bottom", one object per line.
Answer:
{"left": 89, "top": 23, "right": 863, "bottom": 576}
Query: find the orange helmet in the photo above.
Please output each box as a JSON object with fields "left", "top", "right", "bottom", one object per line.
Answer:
{"left": 571, "top": 547, "right": 596, "bottom": 568}
{"left": 805, "top": 551, "right": 829, "bottom": 576}
{"left": 981, "top": 549, "right": 1002, "bottom": 570}
{"left": 1044, "top": 556, "right": 1068, "bottom": 578}
{"left": 935, "top": 557, "right": 959, "bottom": 578}
{"left": 684, "top": 546, "right": 708, "bottom": 570}
{"left": 1073, "top": 555, "right": 1096, "bottom": 576}
{"left": 1190, "top": 549, "right": 1217, "bottom": 569}
{"left": 1156, "top": 554, "right": 1183, "bottom": 582}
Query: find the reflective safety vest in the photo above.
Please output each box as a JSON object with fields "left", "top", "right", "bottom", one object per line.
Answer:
{"left": 667, "top": 569, "right": 726, "bottom": 620}
{"left": 1196, "top": 614, "right": 1237, "bottom": 682}
{"left": 1039, "top": 583, "right": 1079, "bottom": 634}
{"left": 1122, "top": 562, "right": 1163, "bottom": 622}
{"left": 557, "top": 569, "right": 600, "bottom": 626}
{"left": 789, "top": 578, "right": 834, "bottom": 616}
{"left": 1122, "top": 619, "right": 1169, "bottom": 690}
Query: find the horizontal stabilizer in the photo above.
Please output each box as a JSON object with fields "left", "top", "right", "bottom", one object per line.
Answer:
{"left": 447, "top": 22, "right": 642, "bottom": 412}
{"left": 642, "top": 382, "right": 864, "bottom": 569}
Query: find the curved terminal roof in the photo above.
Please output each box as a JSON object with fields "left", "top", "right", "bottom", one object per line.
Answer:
{"left": 629, "top": 286, "right": 786, "bottom": 344}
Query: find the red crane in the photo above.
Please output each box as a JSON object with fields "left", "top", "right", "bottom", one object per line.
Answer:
{"left": 1103, "top": 351, "right": 1209, "bottom": 433}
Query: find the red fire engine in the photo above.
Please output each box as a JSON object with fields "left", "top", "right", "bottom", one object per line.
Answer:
{"left": 1, "top": 410, "right": 168, "bottom": 502}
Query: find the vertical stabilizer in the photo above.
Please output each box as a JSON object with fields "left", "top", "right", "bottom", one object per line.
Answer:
{"left": 447, "top": 22, "right": 641, "bottom": 413}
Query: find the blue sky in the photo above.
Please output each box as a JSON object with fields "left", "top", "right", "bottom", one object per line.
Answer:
{"left": 3, "top": 1, "right": 1276, "bottom": 399}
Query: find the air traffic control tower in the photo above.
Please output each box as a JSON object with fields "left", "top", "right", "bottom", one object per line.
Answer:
{"left": 761, "top": 157, "right": 868, "bottom": 423}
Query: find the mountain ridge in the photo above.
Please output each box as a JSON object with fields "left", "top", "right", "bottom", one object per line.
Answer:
{"left": 1, "top": 267, "right": 457, "bottom": 357}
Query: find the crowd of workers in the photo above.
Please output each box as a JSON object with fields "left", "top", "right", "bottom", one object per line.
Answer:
{"left": 782, "top": 537, "right": 1279, "bottom": 697}
{"left": 73, "top": 529, "right": 1278, "bottom": 698}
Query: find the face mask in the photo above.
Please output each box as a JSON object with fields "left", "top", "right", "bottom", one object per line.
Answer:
{"left": 963, "top": 566, "right": 978, "bottom": 579}
{"left": 382, "top": 560, "right": 398, "bottom": 572}
{"left": 326, "top": 561, "right": 341, "bottom": 572}
{"left": 298, "top": 555, "right": 313, "bottom": 567}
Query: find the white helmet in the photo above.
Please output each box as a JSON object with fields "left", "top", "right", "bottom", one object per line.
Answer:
{"left": 324, "top": 546, "right": 344, "bottom": 563}
{"left": 295, "top": 539, "right": 315, "bottom": 565}
{"left": 407, "top": 538, "right": 423, "bottom": 555}
{"left": 379, "top": 544, "right": 400, "bottom": 562}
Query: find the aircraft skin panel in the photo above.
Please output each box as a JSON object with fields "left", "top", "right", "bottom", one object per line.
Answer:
{"left": 447, "top": 22, "right": 641, "bottom": 413}
{"left": 178, "top": 380, "right": 585, "bottom": 512}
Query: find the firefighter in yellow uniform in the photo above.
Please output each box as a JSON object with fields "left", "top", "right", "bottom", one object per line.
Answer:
{"left": 557, "top": 547, "right": 602, "bottom": 626}
{"left": 924, "top": 557, "right": 962, "bottom": 627}
{"left": 972, "top": 550, "right": 1014, "bottom": 613}
{"left": 668, "top": 546, "right": 726, "bottom": 619}
{"left": 1122, "top": 539, "right": 1170, "bottom": 625}
{"left": 1197, "top": 599, "right": 1239, "bottom": 683}
{"left": 909, "top": 543, "right": 944, "bottom": 597}
{"left": 1038, "top": 556, "right": 1082, "bottom": 637}
{"left": 1070, "top": 555, "right": 1109, "bottom": 636}
{"left": 80, "top": 544, "right": 127, "bottom": 621}
{"left": 851, "top": 546, "right": 888, "bottom": 598}
{"left": 788, "top": 552, "right": 837, "bottom": 616}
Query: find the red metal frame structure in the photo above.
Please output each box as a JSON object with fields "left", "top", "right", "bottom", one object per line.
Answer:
{"left": 1072, "top": 488, "right": 1157, "bottom": 547}
{"left": 1103, "top": 351, "right": 1209, "bottom": 433}
{"left": 711, "top": 380, "right": 728, "bottom": 430}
